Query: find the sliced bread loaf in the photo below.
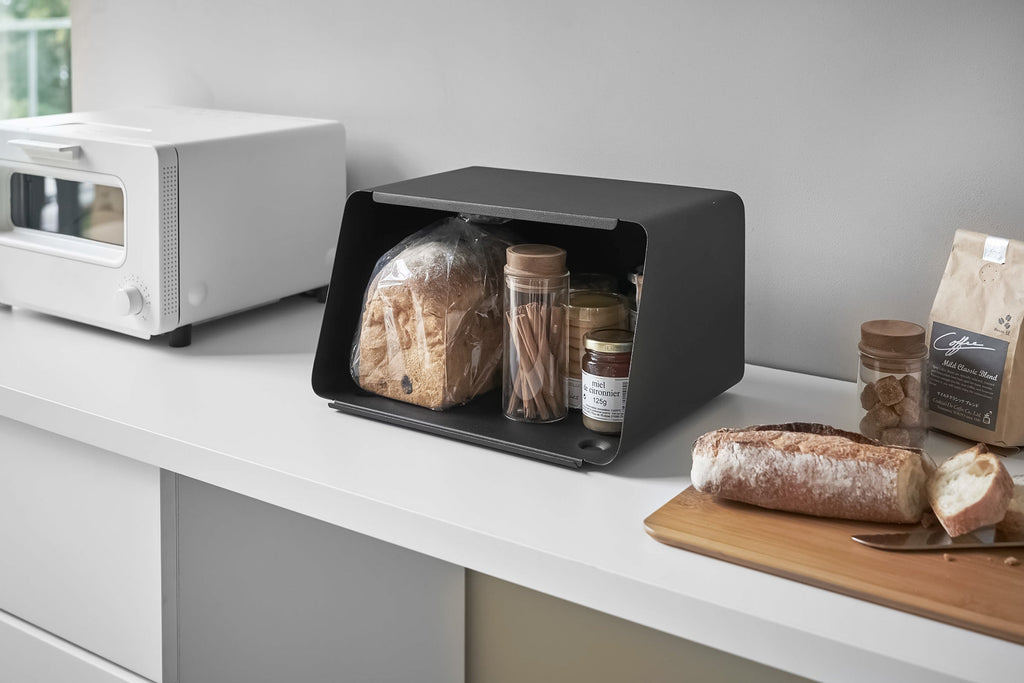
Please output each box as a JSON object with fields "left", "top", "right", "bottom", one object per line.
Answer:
{"left": 927, "top": 444, "right": 1014, "bottom": 537}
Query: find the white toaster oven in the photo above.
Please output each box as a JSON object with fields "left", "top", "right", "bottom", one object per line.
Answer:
{"left": 0, "top": 107, "right": 345, "bottom": 345}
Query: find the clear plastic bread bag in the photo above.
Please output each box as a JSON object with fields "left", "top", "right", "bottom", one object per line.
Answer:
{"left": 350, "top": 215, "right": 511, "bottom": 410}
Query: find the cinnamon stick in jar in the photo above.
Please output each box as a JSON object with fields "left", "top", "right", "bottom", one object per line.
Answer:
{"left": 503, "top": 245, "right": 569, "bottom": 423}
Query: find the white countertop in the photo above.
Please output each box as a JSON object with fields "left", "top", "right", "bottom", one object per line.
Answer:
{"left": 1, "top": 297, "right": 1021, "bottom": 682}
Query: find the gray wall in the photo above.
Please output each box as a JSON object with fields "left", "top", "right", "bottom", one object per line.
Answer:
{"left": 71, "top": 0, "right": 1024, "bottom": 380}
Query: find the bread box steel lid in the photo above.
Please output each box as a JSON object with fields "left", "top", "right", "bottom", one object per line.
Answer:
{"left": 313, "top": 166, "right": 744, "bottom": 467}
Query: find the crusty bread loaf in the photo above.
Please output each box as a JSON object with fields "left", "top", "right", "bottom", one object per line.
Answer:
{"left": 691, "top": 423, "right": 932, "bottom": 523}
{"left": 927, "top": 444, "right": 1013, "bottom": 537}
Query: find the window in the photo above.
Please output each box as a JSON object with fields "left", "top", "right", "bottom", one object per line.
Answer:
{"left": 10, "top": 172, "right": 125, "bottom": 245}
{"left": 1, "top": 0, "right": 71, "bottom": 120}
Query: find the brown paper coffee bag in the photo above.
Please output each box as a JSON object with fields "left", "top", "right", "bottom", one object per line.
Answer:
{"left": 927, "top": 230, "right": 1024, "bottom": 447}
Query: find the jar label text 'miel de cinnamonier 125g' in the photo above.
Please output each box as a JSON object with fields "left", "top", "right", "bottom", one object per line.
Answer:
{"left": 581, "top": 328, "right": 633, "bottom": 435}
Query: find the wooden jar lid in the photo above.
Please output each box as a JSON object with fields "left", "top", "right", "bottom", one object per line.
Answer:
{"left": 859, "top": 319, "right": 926, "bottom": 359}
{"left": 505, "top": 244, "right": 567, "bottom": 277}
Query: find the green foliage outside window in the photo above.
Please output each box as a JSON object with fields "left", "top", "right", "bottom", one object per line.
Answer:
{"left": 1, "top": 0, "right": 71, "bottom": 119}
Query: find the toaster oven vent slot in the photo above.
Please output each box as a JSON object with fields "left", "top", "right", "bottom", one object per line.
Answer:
{"left": 160, "top": 165, "right": 179, "bottom": 319}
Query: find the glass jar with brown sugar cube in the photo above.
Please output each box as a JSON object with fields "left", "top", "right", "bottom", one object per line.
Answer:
{"left": 857, "top": 320, "right": 928, "bottom": 447}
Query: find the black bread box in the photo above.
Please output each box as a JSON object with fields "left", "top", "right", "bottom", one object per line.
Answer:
{"left": 313, "top": 166, "right": 744, "bottom": 467}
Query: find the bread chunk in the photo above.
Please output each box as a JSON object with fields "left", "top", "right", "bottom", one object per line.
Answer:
{"left": 881, "top": 427, "right": 913, "bottom": 447}
{"left": 691, "top": 423, "right": 932, "bottom": 523}
{"left": 895, "top": 396, "right": 922, "bottom": 427}
{"left": 860, "top": 382, "right": 880, "bottom": 410}
{"left": 874, "top": 375, "right": 905, "bottom": 406}
{"left": 900, "top": 374, "right": 922, "bottom": 401}
{"left": 859, "top": 405, "right": 900, "bottom": 440}
{"left": 927, "top": 444, "right": 1013, "bottom": 537}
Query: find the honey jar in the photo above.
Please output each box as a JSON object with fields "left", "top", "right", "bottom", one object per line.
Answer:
{"left": 581, "top": 329, "right": 633, "bottom": 434}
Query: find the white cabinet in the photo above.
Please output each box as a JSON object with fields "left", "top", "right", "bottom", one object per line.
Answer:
{"left": 173, "top": 475, "right": 464, "bottom": 683}
{"left": 0, "top": 411, "right": 466, "bottom": 683}
{"left": 0, "top": 416, "right": 164, "bottom": 682}
{"left": 0, "top": 609, "right": 154, "bottom": 683}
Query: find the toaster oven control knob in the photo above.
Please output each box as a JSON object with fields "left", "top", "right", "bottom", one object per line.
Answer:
{"left": 114, "top": 286, "right": 145, "bottom": 316}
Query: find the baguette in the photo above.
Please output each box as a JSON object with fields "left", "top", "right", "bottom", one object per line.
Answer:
{"left": 927, "top": 444, "right": 1013, "bottom": 537}
{"left": 691, "top": 423, "right": 932, "bottom": 523}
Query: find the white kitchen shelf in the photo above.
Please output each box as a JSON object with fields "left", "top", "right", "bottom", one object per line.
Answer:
{"left": 0, "top": 297, "right": 1021, "bottom": 682}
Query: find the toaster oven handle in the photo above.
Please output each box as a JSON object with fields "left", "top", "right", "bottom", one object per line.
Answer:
{"left": 9, "top": 139, "right": 82, "bottom": 161}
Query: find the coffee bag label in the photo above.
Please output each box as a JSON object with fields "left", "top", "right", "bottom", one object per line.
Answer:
{"left": 983, "top": 235, "right": 1009, "bottom": 264}
{"left": 928, "top": 321, "right": 1009, "bottom": 431}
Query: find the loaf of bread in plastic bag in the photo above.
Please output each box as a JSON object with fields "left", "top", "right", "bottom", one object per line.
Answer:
{"left": 352, "top": 216, "right": 508, "bottom": 410}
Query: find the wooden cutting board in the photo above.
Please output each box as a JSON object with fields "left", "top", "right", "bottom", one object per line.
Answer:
{"left": 644, "top": 487, "right": 1024, "bottom": 644}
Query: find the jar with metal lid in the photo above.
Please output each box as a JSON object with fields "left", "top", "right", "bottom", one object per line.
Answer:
{"left": 567, "top": 290, "right": 628, "bottom": 410}
{"left": 857, "top": 319, "right": 928, "bottom": 447}
{"left": 503, "top": 244, "right": 569, "bottom": 423}
{"left": 581, "top": 329, "right": 633, "bottom": 434}
{"left": 569, "top": 272, "right": 618, "bottom": 293}
{"left": 626, "top": 267, "right": 644, "bottom": 331}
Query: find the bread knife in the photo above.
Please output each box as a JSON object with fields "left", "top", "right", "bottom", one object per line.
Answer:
{"left": 851, "top": 526, "right": 1024, "bottom": 551}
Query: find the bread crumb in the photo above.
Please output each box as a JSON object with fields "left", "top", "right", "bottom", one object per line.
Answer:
{"left": 943, "top": 553, "right": 955, "bottom": 562}
{"left": 919, "top": 513, "right": 937, "bottom": 529}
{"left": 1004, "top": 556, "right": 1021, "bottom": 566}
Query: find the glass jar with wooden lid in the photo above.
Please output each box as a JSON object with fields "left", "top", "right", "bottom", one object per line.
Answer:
{"left": 857, "top": 319, "right": 928, "bottom": 447}
{"left": 567, "top": 290, "right": 628, "bottom": 409}
{"left": 502, "top": 244, "right": 569, "bottom": 423}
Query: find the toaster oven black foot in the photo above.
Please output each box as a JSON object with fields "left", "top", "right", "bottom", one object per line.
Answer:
{"left": 168, "top": 324, "right": 193, "bottom": 348}
{"left": 300, "top": 285, "right": 329, "bottom": 303}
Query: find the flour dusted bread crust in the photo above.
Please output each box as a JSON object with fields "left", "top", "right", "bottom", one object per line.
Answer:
{"left": 927, "top": 444, "right": 1013, "bottom": 537}
{"left": 353, "top": 218, "right": 507, "bottom": 410}
{"left": 691, "top": 423, "right": 932, "bottom": 523}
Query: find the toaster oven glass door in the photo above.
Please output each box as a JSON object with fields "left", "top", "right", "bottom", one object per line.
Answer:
{"left": 9, "top": 171, "right": 124, "bottom": 246}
